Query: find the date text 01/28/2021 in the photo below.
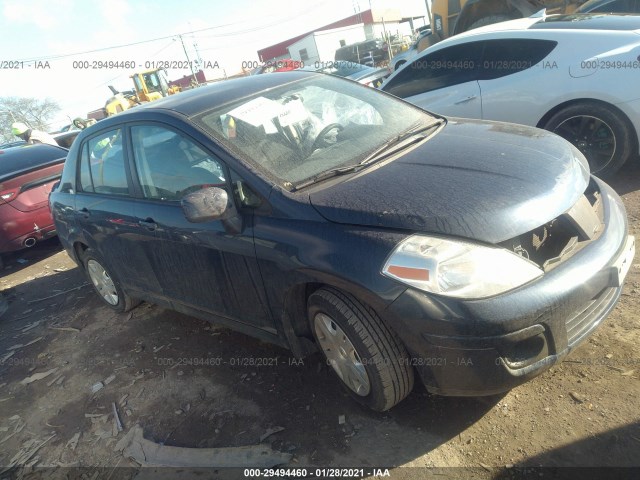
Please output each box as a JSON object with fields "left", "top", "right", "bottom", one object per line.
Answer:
{"left": 243, "top": 468, "right": 391, "bottom": 477}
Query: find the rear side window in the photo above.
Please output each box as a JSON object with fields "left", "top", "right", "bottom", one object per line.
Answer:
{"left": 384, "top": 42, "right": 483, "bottom": 98}
{"left": 480, "top": 39, "right": 558, "bottom": 80}
{"left": 79, "top": 129, "right": 129, "bottom": 196}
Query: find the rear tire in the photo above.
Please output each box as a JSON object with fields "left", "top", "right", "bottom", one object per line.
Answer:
{"left": 81, "top": 248, "right": 139, "bottom": 313}
{"left": 467, "top": 14, "right": 513, "bottom": 31}
{"left": 543, "top": 102, "right": 634, "bottom": 177}
{"left": 308, "top": 287, "right": 414, "bottom": 411}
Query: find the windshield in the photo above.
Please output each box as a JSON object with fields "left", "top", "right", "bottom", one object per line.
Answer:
{"left": 194, "top": 76, "right": 437, "bottom": 187}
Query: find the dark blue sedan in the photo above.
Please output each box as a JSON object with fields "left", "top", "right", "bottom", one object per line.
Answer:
{"left": 50, "top": 71, "right": 634, "bottom": 411}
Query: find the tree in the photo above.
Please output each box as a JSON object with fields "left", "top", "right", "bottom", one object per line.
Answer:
{"left": 0, "top": 97, "right": 61, "bottom": 143}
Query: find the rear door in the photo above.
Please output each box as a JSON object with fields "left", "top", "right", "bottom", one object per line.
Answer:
{"left": 127, "top": 123, "right": 274, "bottom": 331}
{"left": 477, "top": 39, "right": 559, "bottom": 126}
{"left": 74, "top": 128, "right": 162, "bottom": 295}
{"left": 383, "top": 41, "right": 484, "bottom": 118}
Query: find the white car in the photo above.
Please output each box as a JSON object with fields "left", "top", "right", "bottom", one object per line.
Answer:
{"left": 381, "top": 13, "right": 640, "bottom": 177}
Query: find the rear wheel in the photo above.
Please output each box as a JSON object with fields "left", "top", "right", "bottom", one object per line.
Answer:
{"left": 308, "top": 287, "right": 414, "bottom": 411}
{"left": 81, "top": 248, "right": 138, "bottom": 312}
{"left": 543, "top": 102, "right": 633, "bottom": 177}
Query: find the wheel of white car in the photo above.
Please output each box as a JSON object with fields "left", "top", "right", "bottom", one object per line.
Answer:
{"left": 308, "top": 287, "right": 414, "bottom": 411}
{"left": 543, "top": 102, "right": 634, "bottom": 178}
{"left": 394, "top": 60, "right": 406, "bottom": 71}
{"left": 81, "top": 248, "right": 139, "bottom": 313}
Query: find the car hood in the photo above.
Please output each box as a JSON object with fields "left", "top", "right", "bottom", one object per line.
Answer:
{"left": 309, "top": 119, "right": 590, "bottom": 244}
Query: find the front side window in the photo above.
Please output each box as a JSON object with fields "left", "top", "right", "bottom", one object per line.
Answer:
{"left": 383, "top": 42, "right": 484, "bottom": 98}
{"left": 80, "top": 129, "right": 129, "bottom": 196}
{"left": 131, "top": 125, "right": 226, "bottom": 202}
{"left": 195, "top": 75, "right": 438, "bottom": 187}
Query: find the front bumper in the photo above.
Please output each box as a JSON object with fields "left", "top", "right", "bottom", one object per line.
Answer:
{"left": 384, "top": 177, "right": 634, "bottom": 396}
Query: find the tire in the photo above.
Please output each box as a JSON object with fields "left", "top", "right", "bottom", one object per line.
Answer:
{"left": 81, "top": 248, "right": 139, "bottom": 312}
{"left": 467, "top": 14, "right": 513, "bottom": 31}
{"left": 543, "top": 102, "right": 634, "bottom": 178}
{"left": 394, "top": 60, "right": 406, "bottom": 71}
{"left": 308, "top": 287, "right": 414, "bottom": 411}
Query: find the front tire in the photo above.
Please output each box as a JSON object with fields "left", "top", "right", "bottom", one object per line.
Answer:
{"left": 543, "top": 102, "right": 634, "bottom": 177}
{"left": 81, "top": 248, "right": 138, "bottom": 312}
{"left": 308, "top": 287, "right": 414, "bottom": 411}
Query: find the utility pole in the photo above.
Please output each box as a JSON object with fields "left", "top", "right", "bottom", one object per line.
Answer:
{"left": 178, "top": 34, "right": 199, "bottom": 86}
{"left": 424, "top": 0, "right": 432, "bottom": 27}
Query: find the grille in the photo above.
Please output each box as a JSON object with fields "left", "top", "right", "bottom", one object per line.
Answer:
{"left": 500, "top": 181, "right": 604, "bottom": 271}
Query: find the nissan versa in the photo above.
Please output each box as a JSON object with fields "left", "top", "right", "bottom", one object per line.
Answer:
{"left": 50, "top": 72, "right": 635, "bottom": 411}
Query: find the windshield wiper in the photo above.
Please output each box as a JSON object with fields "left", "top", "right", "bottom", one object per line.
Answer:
{"left": 291, "top": 120, "right": 444, "bottom": 191}
{"left": 292, "top": 164, "right": 363, "bottom": 190}
{"left": 360, "top": 120, "right": 444, "bottom": 166}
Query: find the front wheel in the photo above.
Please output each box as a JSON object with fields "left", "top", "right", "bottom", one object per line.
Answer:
{"left": 81, "top": 248, "right": 139, "bottom": 312}
{"left": 543, "top": 102, "right": 634, "bottom": 177}
{"left": 308, "top": 287, "right": 414, "bottom": 411}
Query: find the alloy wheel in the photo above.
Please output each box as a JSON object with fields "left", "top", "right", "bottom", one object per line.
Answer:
{"left": 552, "top": 115, "right": 616, "bottom": 175}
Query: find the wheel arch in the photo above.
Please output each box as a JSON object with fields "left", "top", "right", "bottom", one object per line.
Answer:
{"left": 279, "top": 278, "right": 404, "bottom": 358}
{"left": 536, "top": 98, "right": 639, "bottom": 154}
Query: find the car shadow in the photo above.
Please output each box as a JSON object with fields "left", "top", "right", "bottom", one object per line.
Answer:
{"left": 0, "top": 237, "right": 65, "bottom": 279}
{"left": 0, "top": 264, "right": 502, "bottom": 469}
{"left": 607, "top": 156, "right": 640, "bottom": 196}
{"left": 492, "top": 422, "right": 640, "bottom": 479}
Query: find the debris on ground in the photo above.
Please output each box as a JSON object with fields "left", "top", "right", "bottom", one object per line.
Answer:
{"left": 569, "top": 392, "right": 585, "bottom": 404}
{"left": 114, "top": 425, "right": 292, "bottom": 467}
{"left": 91, "top": 382, "right": 104, "bottom": 393}
{"left": 66, "top": 432, "right": 81, "bottom": 451}
{"left": 112, "top": 403, "right": 123, "bottom": 432}
{"left": 338, "top": 415, "right": 346, "bottom": 425}
{"left": 259, "top": 426, "right": 285, "bottom": 442}
{"left": 20, "top": 367, "right": 58, "bottom": 386}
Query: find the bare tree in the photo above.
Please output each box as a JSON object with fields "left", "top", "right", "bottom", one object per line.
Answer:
{"left": 0, "top": 97, "right": 61, "bottom": 142}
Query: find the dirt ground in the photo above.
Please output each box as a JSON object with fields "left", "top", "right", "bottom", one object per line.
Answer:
{"left": 1, "top": 162, "right": 640, "bottom": 479}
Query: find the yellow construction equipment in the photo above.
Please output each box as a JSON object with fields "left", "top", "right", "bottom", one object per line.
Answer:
{"left": 104, "top": 69, "right": 181, "bottom": 117}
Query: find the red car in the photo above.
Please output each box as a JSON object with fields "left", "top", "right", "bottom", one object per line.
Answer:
{"left": 0, "top": 144, "right": 68, "bottom": 267}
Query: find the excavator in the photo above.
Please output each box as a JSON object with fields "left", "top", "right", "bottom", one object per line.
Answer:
{"left": 104, "top": 69, "right": 181, "bottom": 117}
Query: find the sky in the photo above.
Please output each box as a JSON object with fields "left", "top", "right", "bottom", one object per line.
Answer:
{"left": 0, "top": 0, "right": 429, "bottom": 131}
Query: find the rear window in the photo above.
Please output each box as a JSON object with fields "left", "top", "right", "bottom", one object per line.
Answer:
{"left": 0, "top": 144, "right": 67, "bottom": 181}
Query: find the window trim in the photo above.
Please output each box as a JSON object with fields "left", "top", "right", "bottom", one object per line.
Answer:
{"left": 74, "top": 126, "right": 135, "bottom": 198}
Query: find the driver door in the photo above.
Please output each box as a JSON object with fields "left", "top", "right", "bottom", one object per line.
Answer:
{"left": 128, "top": 123, "right": 274, "bottom": 331}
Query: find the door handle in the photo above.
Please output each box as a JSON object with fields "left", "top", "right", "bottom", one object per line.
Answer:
{"left": 454, "top": 95, "right": 477, "bottom": 104}
{"left": 138, "top": 218, "right": 158, "bottom": 231}
{"left": 79, "top": 207, "right": 90, "bottom": 219}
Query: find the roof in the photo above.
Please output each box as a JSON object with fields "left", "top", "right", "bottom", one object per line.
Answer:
{"left": 257, "top": 9, "right": 374, "bottom": 61}
{"left": 83, "top": 71, "right": 320, "bottom": 127}
{"left": 529, "top": 13, "right": 640, "bottom": 30}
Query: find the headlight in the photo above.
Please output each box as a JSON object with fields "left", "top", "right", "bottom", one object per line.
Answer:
{"left": 382, "top": 235, "right": 543, "bottom": 299}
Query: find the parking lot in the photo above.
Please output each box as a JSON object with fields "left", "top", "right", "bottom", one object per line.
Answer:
{"left": 0, "top": 159, "right": 638, "bottom": 478}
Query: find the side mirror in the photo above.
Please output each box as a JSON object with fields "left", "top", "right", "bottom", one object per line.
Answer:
{"left": 181, "top": 187, "right": 242, "bottom": 233}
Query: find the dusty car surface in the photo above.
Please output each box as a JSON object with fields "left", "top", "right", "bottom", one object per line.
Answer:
{"left": 50, "top": 71, "right": 634, "bottom": 411}
{"left": 1, "top": 144, "right": 68, "bottom": 267}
